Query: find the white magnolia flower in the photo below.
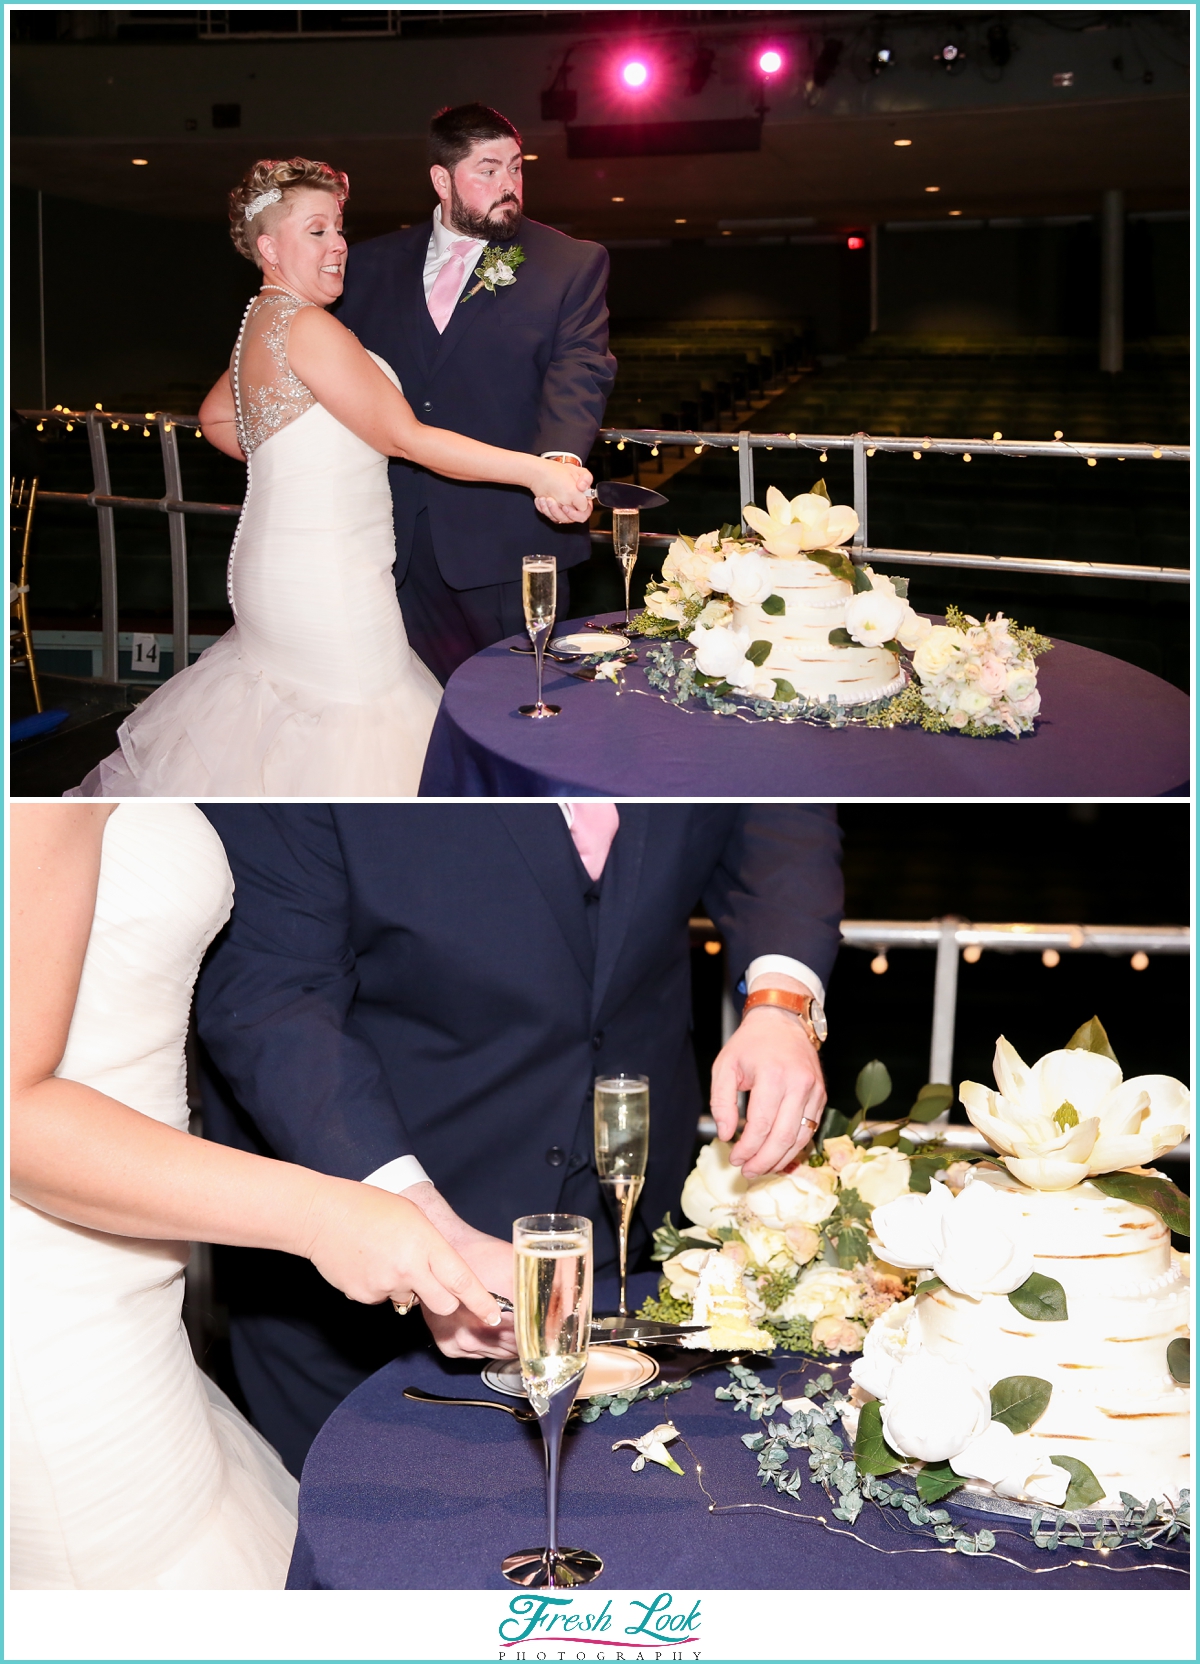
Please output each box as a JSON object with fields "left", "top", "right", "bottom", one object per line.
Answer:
{"left": 838, "top": 1145, "right": 913, "bottom": 1208}
{"left": 741, "top": 1162, "right": 839, "bottom": 1230}
{"left": 662, "top": 537, "right": 716, "bottom": 600}
{"left": 911, "top": 625, "right": 966, "bottom": 682}
{"left": 612, "top": 1422, "right": 684, "bottom": 1475}
{"left": 843, "top": 587, "right": 908, "bottom": 648}
{"left": 896, "top": 610, "right": 933, "bottom": 651}
{"left": 706, "top": 550, "right": 775, "bottom": 606}
{"left": 849, "top": 1296, "right": 917, "bottom": 1399}
{"left": 661, "top": 1246, "right": 715, "bottom": 1299}
{"left": 776, "top": 1264, "right": 859, "bottom": 1324}
{"left": 687, "top": 622, "right": 754, "bottom": 684}
{"left": 869, "top": 1178, "right": 1034, "bottom": 1299}
{"left": 880, "top": 1352, "right": 993, "bottom": 1463}
{"left": 680, "top": 1139, "right": 746, "bottom": 1227}
{"left": 960, "top": 1036, "right": 1190, "bottom": 1189}
{"left": 742, "top": 485, "right": 859, "bottom": 557}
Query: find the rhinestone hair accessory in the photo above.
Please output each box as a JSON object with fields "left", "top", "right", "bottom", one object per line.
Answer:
{"left": 245, "top": 188, "right": 283, "bottom": 221}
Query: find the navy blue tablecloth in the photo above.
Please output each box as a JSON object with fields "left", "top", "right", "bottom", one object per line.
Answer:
{"left": 417, "top": 617, "right": 1189, "bottom": 798}
{"left": 287, "top": 1275, "right": 1186, "bottom": 1590}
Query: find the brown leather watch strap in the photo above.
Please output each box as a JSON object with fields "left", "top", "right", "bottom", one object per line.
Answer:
{"left": 741, "top": 987, "right": 822, "bottom": 1047}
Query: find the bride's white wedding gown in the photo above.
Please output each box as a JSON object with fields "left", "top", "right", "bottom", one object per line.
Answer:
{"left": 68, "top": 291, "right": 441, "bottom": 798}
{"left": 9, "top": 803, "right": 299, "bottom": 1588}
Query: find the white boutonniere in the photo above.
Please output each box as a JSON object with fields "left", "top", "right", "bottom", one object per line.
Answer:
{"left": 612, "top": 1422, "right": 685, "bottom": 1475}
{"left": 460, "top": 244, "right": 526, "bottom": 304}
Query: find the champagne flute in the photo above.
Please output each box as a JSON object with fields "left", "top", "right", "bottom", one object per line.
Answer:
{"left": 612, "top": 509, "right": 639, "bottom": 626}
{"left": 519, "top": 555, "right": 561, "bottom": 720}
{"left": 594, "top": 1074, "right": 650, "bottom": 1316}
{"left": 502, "top": 1215, "right": 603, "bottom": 1589}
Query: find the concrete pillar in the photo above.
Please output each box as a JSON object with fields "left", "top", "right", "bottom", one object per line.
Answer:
{"left": 869, "top": 223, "right": 879, "bottom": 333}
{"left": 1099, "top": 188, "right": 1124, "bottom": 374}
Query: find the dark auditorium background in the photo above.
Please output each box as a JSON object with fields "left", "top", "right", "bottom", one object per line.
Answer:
{"left": 8, "top": 7, "right": 1191, "bottom": 781}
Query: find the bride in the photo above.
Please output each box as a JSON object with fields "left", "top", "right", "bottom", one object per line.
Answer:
{"left": 9, "top": 801, "right": 508, "bottom": 1587}
{"left": 67, "top": 158, "right": 592, "bottom": 798}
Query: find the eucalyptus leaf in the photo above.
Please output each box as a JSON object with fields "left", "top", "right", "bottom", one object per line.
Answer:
{"left": 914, "top": 1276, "right": 946, "bottom": 1297}
{"left": 852, "top": 1399, "right": 902, "bottom": 1476}
{"left": 810, "top": 478, "right": 831, "bottom": 501}
{"left": 990, "top": 1375, "right": 1053, "bottom": 1434}
{"left": 909, "top": 1082, "right": 954, "bottom": 1123}
{"left": 835, "top": 1226, "right": 870, "bottom": 1268}
{"left": 1088, "top": 1171, "right": 1190, "bottom": 1238}
{"left": 1064, "top": 1016, "right": 1119, "bottom": 1065}
{"left": 1007, "top": 1271, "right": 1069, "bottom": 1323}
{"left": 761, "top": 593, "right": 786, "bottom": 616}
{"left": 1049, "top": 1455, "right": 1106, "bottom": 1511}
{"left": 827, "top": 626, "right": 854, "bottom": 648}
{"left": 855, "top": 1059, "right": 893, "bottom": 1112}
{"left": 870, "top": 1124, "right": 902, "bottom": 1148}
{"left": 746, "top": 639, "right": 772, "bottom": 668}
{"left": 915, "top": 1460, "right": 966, "bottom": 1504}
{"left": 1167, "top": 1337, "right": 1190, "bottom": 1385}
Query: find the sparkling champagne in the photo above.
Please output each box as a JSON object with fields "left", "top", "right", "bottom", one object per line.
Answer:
{"left": 514, "top": 1226, "right": 592, "bottom": 1414}
{"left": 594, "top": 1075, "right": 650, "bottom": 1315}
{"left": 611, "top": 510, "right": 640, "bottom": 625}
{"left": 522, "top": 559, "right": 557, "bottom": 634}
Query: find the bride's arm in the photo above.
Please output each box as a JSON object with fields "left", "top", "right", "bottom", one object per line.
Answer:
{"left": 286, "top": 306, "right": 594, "bottom": 516}
{"left": 199, "top": 372, "right": 245, "bottom": 461}
{"left": 9, "top": 806, "right": 502, "bottom": 1323}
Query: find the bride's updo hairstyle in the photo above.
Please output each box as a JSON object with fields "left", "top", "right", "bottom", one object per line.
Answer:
{"left": 229, "top": 158, "right": 349, "bottom": 267}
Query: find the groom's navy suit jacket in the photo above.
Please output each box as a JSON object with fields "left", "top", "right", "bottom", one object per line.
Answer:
{"left": 336, "top": 217, "right": 616, "bottom": 590}
{"left": 195, "top": 805, "right": 843, "bottom": 1256}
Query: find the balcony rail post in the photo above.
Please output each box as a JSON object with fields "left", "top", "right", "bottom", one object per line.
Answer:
{"left": 928, "top": 916, "right": 962, "bottom": 1085}
{"left": 85, "top": 411, "right": 119, "bottom": 684}
{"left": 156, "top": 414, "right": 190, "bottom": 678}
{"left": 737, "top": 430, "right": 754, "bottom": 532}
{"left": 852, "top": 433, "right": 868, "bottom": 550}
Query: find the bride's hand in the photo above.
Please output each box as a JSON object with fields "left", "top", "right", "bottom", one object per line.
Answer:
{"left": 531, "top": 458, "right": 594, "bottom": 525}
{"left": 300, "top": 1179, "right": 504, "bottom": 1325}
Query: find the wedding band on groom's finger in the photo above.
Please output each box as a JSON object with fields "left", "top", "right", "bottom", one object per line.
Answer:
{"left": 391, "top": 1294, "right": 420, "bottom": 1317}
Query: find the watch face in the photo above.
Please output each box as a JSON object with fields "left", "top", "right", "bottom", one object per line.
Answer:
{"left": 810, "top": 1001, "right": 828, "bottom": 1043}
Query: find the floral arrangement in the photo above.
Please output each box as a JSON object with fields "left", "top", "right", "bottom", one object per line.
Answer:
{"left": 632, "top": 481, "right": 1051, "bottom": 736}
{"left": 461, "top": 243, "right": 525, "bottom": 303}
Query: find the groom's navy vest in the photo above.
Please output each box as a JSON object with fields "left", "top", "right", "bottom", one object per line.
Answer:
{"left": 195, "top": 805, "right": 843, "bottom": 1262}
{"left": 336, "top": 218, "right": 617, "bottom": 591}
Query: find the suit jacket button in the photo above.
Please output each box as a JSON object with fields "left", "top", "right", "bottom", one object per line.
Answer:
{"left": 592, "top": 1031, "right": 604, "bottom": 1051}
{"left": 422, "top": 401, "right": 432, "bottom": 411}
{"left": 546, "top": 1146, "right": 566, "bottom": 1167}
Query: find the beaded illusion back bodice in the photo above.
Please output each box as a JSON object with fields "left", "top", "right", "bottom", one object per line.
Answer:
{"left": 232, "top": 290, "right": 317, "bottom": 456}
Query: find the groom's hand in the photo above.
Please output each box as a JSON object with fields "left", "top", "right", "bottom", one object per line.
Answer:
{"left": 710, "top": 977, "right": 826, "bottom": 1177}
{"left": 401, "top": 1181, "right": 518, "bottom": 1360}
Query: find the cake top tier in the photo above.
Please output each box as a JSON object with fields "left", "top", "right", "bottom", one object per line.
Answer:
{"left": 974, "top": 1166, "right": 1173, "bottom": 1293}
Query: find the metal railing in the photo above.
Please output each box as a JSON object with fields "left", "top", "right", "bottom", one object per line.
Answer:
{"left": 596, "top": 426, "right": 1191, "bottom": 585}
{"left": 18, "top": 406, "right": 1191, "bottom": 686}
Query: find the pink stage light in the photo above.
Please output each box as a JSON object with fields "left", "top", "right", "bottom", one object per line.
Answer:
{"left": 758, "top": 49, "right": 783, "bottom": 74}
{"left": 621, "top": 59, "right": 649, "bottom": 88}
{"left": 847, "top": 236, "right": 866, "bottom": 250}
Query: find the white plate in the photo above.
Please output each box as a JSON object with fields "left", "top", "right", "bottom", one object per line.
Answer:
{"left": 551, "top": 632, "right": 629, "bottom": 656}
{"left": 482, "top": 1344, "right": 659, "bottom": 1401}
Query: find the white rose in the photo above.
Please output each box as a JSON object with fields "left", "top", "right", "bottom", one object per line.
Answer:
{"left": 1004, "top": 666, "right": 1037, "bottom": 703}
{"left": 644, "top": 585, "right": 684, "bottom": 622}
{"left": 870, "top": 1179, "right": 1034, "bottom": 1299}
{"left": 880, "top": 1352, "right": 993, "bottom": 1463}
{"left": 843, "top": 588, "right": 908, "bottom": 648}
{"left": 953, "top": 686, "right": 994, "bottom": 718}
{"left": 680, "top": 1139, "right": 746, "bottom": 1227}
{"left": 738, "top": 1219, "right": 792, "bottom": 1271}
{"left": 695, "top": 598, "right": 733, "bottom": 629}
{"left": 912, "top": 625, "right": 965, "bottom": 682}
{"left": 896, "top": 609, "right": 933, "bottom": 651}
{"left": 662, "top": 538, "right": 715, "bottom": 600}
{"left": 661, "top": 1246, "right": 715, "bottom": 1300}
{"left": 491, "top": 262, "right": 515, "bottom": 285}
{"left": 838, "top": 1146, "right": 912, "bottom": 1209}
{"left": 991, "top": 1439, "right": 1072, "bottom": 1506}
{"left": 706, "top": 550, "right": 774, "bottom": 606}
{"left": 688, "top": 623, "right": 754, "bottom": 683}
{"left": 949, "top": 1418, "right": 1017, "bottom": 1483}
{"left": 849, "top": 1295, "right": 917, "bottom": 1399}
{"left": 778, "top": 1264, "right": 859, "bottom": 1324}
{"left": 742, "top": 1163, "right": 838, "bottom": 1230}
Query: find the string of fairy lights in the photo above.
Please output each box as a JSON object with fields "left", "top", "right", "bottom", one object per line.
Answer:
{"left": 31, "top": 404, "right": 203, "bottom": 439}
{"left": 603, "top": 429, "right": 1174, "bottom": 465}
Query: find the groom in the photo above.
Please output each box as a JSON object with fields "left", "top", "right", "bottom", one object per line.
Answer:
{"left": 196, "top": 803, "right": 843, "bottom": 1475}
{"left": 337, "top": 103, "right": 617, "bottom": 684}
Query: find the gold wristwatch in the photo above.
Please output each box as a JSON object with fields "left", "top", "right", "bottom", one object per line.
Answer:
{"left": 741, "top": 987, "right": 827, "bottom": 1050}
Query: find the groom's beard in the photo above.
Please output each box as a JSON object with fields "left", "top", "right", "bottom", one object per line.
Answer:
{"left": 448, "top": 182, "right": 522, "bottom": 241}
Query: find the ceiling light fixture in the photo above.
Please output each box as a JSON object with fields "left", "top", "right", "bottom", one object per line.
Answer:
{"left": 522, "top": 153, "right": 538, "bottom": 161}
{"left": 925, "top": 185, "right": 940, "bottom": 193}
{"left": 131, "top": 157, "right": 149, "bottom": 166}
{"left": 621, "top": 59, "right": 649, "bottom": 88}
{"left": 612, "top": 196, "right": 625, "bottom": 203}
{"left": 893, "top": 138, "right": 912, "bottom": 147}
{"left": 758, "top": 48, "right": 783, "bottom": 75}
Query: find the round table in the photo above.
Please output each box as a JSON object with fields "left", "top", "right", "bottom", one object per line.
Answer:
{"left": 287, "top": 1275, "right": 1185, "bottom": 1591}
{"left": 417, "top": 617, "right": 1190, "bottom": 798}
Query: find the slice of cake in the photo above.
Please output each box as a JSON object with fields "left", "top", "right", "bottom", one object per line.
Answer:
{"left": 685, "top": 1252, "right": 774, "bottom": 1352}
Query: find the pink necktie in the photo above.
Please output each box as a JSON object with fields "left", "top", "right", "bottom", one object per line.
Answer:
{"left": 427, "top": 239, "right": 477, "bottom": 333}
{"left": 568, "top": 803, "right": 620, "bottom": 881}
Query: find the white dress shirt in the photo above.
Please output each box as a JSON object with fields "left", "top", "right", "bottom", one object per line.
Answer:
{"left": 362, "top": 805, "right": 823, "bottom": 1196}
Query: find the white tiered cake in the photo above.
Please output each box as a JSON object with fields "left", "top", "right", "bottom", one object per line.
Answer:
{"left": 910, "top": 1168, "right": 1190, "bottom": 1508}
{"left": 730, "top": 555, "right": 906, "bottom": 707}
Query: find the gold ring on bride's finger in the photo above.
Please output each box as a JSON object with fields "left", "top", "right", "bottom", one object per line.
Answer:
{"left": 391, "top": 1294, "right": 420, "bottom": 1317}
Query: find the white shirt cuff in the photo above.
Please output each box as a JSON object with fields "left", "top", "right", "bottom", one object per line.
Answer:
{"left": 745, "top": 955, "right": 825, "bottom": 1007}
{"left": 541, "top": 451, "right": 582, "bottom": 464}
{"left": 361, "top": 1155, "right": 430, "bottom": 1194}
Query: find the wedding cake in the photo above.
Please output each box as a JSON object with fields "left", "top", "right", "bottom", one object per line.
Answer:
{"left": 852, "top": 1031, "right": 1191, "bottom": 1513}
{"left": 730, "top": 556, "right": 906, "bottom": 707}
